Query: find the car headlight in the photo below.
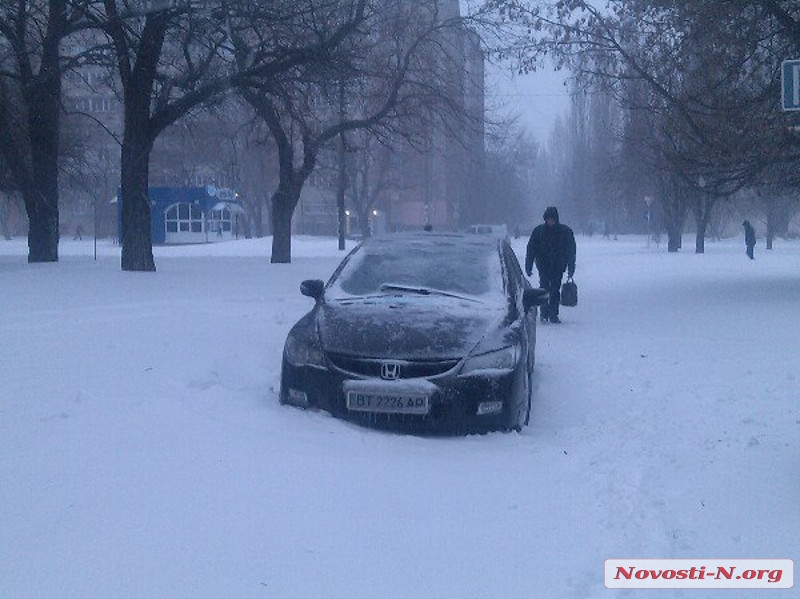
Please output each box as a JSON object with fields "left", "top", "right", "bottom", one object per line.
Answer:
{"left": 284, "top": 336, "right": 326, "bottom": 367}
{"left": 461, "top": 346, "right": 518, "bottom": 374}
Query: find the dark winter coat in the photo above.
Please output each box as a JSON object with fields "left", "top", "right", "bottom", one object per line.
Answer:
{"left": 525, "top": 207, "right": 577, "bottom": 277}
{"left": 743, "top": 221, "right": 756, "bottom": 248}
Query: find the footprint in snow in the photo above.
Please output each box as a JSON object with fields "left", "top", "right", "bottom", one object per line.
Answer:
{"left": 188, "top": 374, "right": 220, "bottom": 391}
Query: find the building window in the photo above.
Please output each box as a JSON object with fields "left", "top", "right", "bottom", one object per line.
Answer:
{"left": 72, "top": 96, "right": 112, "bottom": 113}
{"left": 90, "top": 97, "right": 112, "bottom": 112}
{"left": 165, "top": 202, "right": 203, "bottom": 235}
{"left": 73, "top": 97, "right": 91, "bottom": 112}
{"left": 89, "top": 71, "right": 106, "bottom": 87}
{"left": 209, "top": 208, "right": 232, "bottom": 233}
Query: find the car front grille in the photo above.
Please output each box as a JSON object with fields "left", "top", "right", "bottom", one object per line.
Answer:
{"left": 327, "top": 353, "right": 460, "bottom": 379}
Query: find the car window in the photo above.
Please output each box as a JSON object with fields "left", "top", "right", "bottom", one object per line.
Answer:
{"left": 502, "top": 244, "right": 529, "bottom": 317}
{"left": 327, "top": 237, "right": 504, "bottom": 301}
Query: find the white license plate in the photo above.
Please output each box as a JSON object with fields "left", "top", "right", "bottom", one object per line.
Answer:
{"left": 346, "top": 391, "right": 430, "bottom": 414}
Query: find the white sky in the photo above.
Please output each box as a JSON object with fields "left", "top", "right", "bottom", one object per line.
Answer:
{"left": 486, "top": 59, "right": 571, "bottom": 145}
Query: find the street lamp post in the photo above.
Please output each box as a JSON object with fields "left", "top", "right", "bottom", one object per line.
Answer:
{"left": 93, "top": 197, "right": 98, "bottom": 261}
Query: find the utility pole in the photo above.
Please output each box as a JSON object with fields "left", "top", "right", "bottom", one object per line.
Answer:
{"left": 337, "top": 80, "right": 347, "bottom": 251}
{"left": 93, "top": 197, "right": 98, "bottom": 261}
{"left": 645, "top": 195, "right": 653, "bottom": 249}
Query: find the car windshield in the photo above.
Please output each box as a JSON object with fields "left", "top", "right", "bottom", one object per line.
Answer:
{"left": 327, "top": 236, "right": 504, "bottom": 302}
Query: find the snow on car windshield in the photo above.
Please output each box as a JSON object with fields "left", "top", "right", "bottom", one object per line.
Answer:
{"left": 327, "top": 236, "right": 504, "bottom": 301}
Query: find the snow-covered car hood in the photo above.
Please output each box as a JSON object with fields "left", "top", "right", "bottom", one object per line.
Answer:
{"left": 318, "top": 295, "right": 506, "bottom": 360}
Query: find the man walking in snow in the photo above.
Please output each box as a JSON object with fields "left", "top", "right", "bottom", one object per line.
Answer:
{"left": 743, "top": 220, "right": 756, "bottom": 260}
{"left": 525, "top": 206, "right": 576, "bottom": 323}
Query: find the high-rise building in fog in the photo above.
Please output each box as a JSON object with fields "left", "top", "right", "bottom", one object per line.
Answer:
{"left": 383, "top": 19, "right": 485, "bottom": 232}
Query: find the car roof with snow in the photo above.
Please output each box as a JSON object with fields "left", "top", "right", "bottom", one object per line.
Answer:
{"left": 366, "top": 231, "right": 503, "bottom": 247}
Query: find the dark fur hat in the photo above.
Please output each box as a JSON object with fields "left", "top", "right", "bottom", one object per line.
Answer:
{"left": 543, "top": 206, "right": 559, "bottom": 223}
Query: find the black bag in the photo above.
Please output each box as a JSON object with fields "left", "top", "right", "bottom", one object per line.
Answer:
{"left": 561, "top": 277, "right": 578, "bottom": 307}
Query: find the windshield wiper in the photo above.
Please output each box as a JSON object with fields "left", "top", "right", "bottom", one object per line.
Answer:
{"left": 379, "top": 284, "right": 481, "bottom": 303}
{"left": 332, "top": 294, "right": 387, "bottom": 301}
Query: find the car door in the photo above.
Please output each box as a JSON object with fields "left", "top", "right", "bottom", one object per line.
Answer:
{"left": 502, "top": 242, "right": 536, "bottom": 371}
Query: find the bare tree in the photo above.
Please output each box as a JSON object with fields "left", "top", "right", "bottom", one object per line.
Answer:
{"left": 237, "top": 0, "right": 487, "bottom": 263}
{"left": 88, "top": 0, "right": 373, "bottom": 271}
{"left": 494, "top": 0, "right": 799, "bottom": 252}
{"left": 347, "top": 133, "right": 404, "bottom": 237}
{"left": 317, "top": 127, "right": 413, "bottom": 238}
{"left": 0, "top": 0, "right": 95, "bottom": 262}
{"left": 89, "top": 1, "right": 229, "bottom": 270}
{"left": 475, "top": 116, "right": 537, "bottom": 229}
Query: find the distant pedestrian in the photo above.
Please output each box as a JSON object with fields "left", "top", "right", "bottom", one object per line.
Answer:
{"left": 525, "top": 206, "right": 576, "bottom": 324}
{"left": 743, "top": 220, "right": 755, "bottom": 260}
{"left": 73, "top": 224, "right": 84, "bottom": 240}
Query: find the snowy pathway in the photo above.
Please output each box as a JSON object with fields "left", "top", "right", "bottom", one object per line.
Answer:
{"left": 1, "top": 236, "right": 798, "bottom": 599}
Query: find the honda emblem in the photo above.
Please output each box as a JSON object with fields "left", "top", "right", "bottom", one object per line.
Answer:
{"left": 381, "top": 362, "right": 401, "bottom": 380}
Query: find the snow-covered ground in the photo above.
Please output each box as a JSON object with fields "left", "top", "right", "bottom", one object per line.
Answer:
{"left": 1, "top": 235, "right": 798, "bottom": 599}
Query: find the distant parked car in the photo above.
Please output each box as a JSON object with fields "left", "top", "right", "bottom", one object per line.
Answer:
{"left": 466, "top": 224, "right": 508, "bottom": 237}
{"left": 279, "top": 232, "right": 549, "bottom": 434}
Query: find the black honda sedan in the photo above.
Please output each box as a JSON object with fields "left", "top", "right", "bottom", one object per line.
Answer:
{"left": 279, "top": 233, "right": 548, "bottom": 433}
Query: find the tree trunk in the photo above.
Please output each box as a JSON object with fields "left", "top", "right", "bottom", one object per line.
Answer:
{"left": 667, "top": 225, "right": 681, "bottom": 253}
{"left": 0, "top": 196, "right": 10, "bottom": 240}
{"left": 24, "top": 64, "right": 62, "bottom": 262}
{"left": 120, "top": 129, "right": 156, "bottom": 272}
{"left": 661, "top": 190, "right": 686, "bottom": 253}
{"left": 664, "top": 206, "right": 684, "bottom": 253}
{"left": 25, "top": 196, "right": 59, "bottom": 261}
{"left": 695, "top": 219, "right": 707, "bottom": 254}
{"left": 24, "top": 168, "right": 60, "bottom": 263}
{"left": 253, "top": 198, "right": 264, "bottom": 238}
{"left": 109, "top": 10, "right": 169, "bottom": 272}
{"left": 359, "top": 207, "right": 372, "bottom": 238}
{"left": 693, "top": 199, "right": 713, "bottom": 254}
{"left": 270, "top": 185, "right": 299, "bottom": 263}
{"left": 766, "top": 204, "right": 775, "bottom": 250}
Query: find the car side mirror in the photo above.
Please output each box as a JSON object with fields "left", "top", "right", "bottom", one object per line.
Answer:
{"left": 523, "top": 288, "right": 549, "bottom": 313}
{"left": 300, "top": 279, "right": 325, "bottom": 302}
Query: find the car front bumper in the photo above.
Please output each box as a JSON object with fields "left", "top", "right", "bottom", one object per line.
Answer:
{"left": 280, "top": 357, "right": 524, "bottom": 433}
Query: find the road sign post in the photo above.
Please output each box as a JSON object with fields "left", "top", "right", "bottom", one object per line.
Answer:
{"left": 782, "top": 60, "right": 800, "bottom": 111}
